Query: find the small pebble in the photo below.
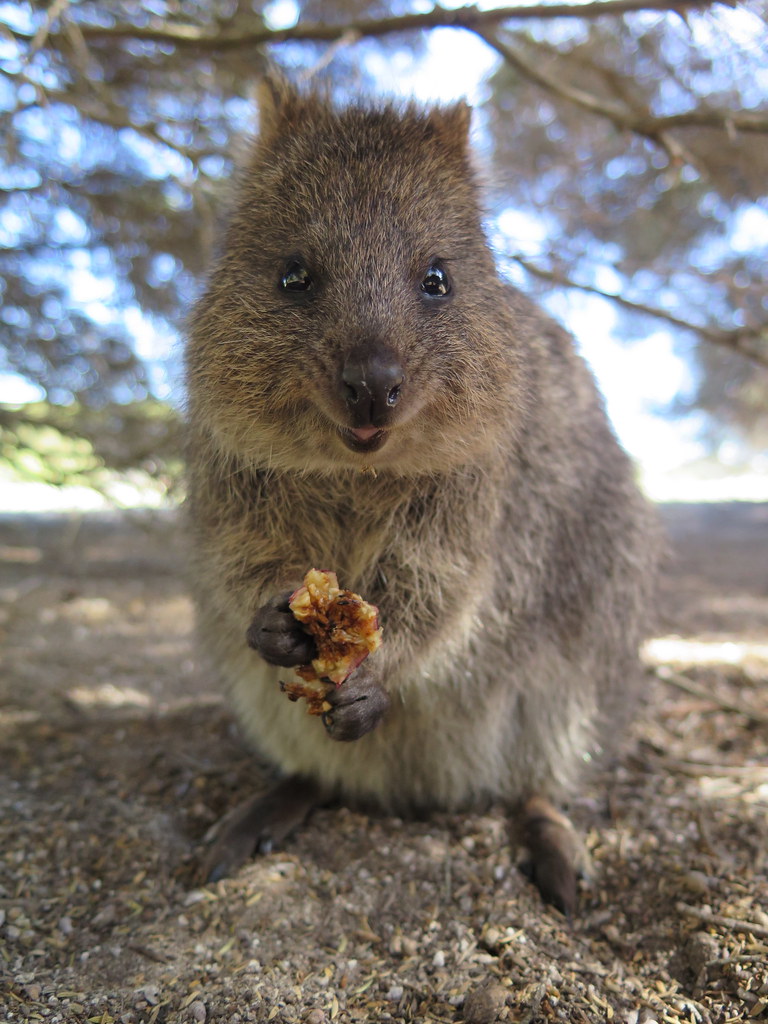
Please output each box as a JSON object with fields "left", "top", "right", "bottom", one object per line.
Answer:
{"left": 385, "top": 985, "right": 404, "bottom": 1002}
{"left": 303, "top": 1011, "right": 326, "bottom": 1024}
{"left": 140, "top": 985, "right": 160, "bottom": 1006}
{"left": 463, "top": 981, "right": 508, "bottom": 1024}
{"left": 685, "top": 931, "right": 720, "bottom": 976}
{"left": 681, "top": 870, "right": 711, "bottom": 896}
{"left": 189, "top": 1000, "right": 207, "bottom": 1023}
{"left": 637, "top": 1010, "right": 661, "bottom": 1024}
{"left": 92, "top": 904, "right": 117, "bottom": 929}
{"left": 432, "top": 950, "right": 446, "bottom": 968}
{"left": 73, "top": 597, "right": 112, "bottom": 623}
{"left": 483, "top": 926, "right": 503, "bottom": 952}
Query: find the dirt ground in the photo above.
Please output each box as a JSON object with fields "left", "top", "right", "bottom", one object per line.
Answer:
{"left": 1, "top": 503, "right": 766, "bottom": 1024}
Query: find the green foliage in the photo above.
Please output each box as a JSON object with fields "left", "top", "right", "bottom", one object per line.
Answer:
{"left": 0, "top": 400, "right": 184, "bottom": 495}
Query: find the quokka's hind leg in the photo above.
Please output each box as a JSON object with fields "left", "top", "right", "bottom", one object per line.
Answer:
{"left": 200, "top": 775, "right": 321, "bottom": 884}
{"left": 518, "top": 795, "right": 589, "bottom": 918}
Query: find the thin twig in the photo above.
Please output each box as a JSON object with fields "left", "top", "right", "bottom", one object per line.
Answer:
{"left": 25, "top": 0, "right": 71, "bottom": 63}
{"left": 511, "top": 255, "right": 768, "bottom": 367}
{"left": 661, "top": 760, "right": 768, "bottom": 779}
{"left": 677, "top": 902, "right": 768, "bottom": 940}
{"left": 706, "top": 954, "right": 768, "bottom": 967}
{"left": 29, "top": 83, "right": 200, "bottom": 166}
{"left": 655, "top": 667, "right": 768, "bottom": 726}
{"left": 296, "top": 30, "right": 361, "bottom": 82}
{"left": 126, "top": 942, "right": 173, "bottom": 964}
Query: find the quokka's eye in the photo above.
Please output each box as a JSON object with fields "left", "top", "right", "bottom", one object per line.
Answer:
{"left": 420, "top": 264, "right": 451, "bottom": 297}
{"left": 280, "top": 261, "right": 313, "bottom": 292}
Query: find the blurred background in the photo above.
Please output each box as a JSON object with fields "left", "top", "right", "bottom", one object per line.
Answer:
{"left": 1, "top": 0, "right": 766, "bottom": 511}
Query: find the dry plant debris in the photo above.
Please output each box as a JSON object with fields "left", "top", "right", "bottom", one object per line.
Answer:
{"left": 0, "top": 504, "right": 766, "bottom": 1023}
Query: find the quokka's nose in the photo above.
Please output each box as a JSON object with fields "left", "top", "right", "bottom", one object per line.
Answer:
{"left": 340, "top": 348, "right": 404, "bottom": 428}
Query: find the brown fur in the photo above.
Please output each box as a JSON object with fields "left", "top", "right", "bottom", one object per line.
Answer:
{"left": 186, "top": 78, "right": 658, "bottom": 908}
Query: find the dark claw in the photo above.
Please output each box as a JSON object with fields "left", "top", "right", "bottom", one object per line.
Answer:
{"left": 522, "top": 849, "right": 577, "bottom": 918}
{"left": 520, "top": 796, "right": 585, "bottom": 918}
{"left": 247, "top": 591, "right": 317, "bottom": 667}
{"left": 322, "top": 667, "right": 390, "bottom": 742}
{"left": 200, "top": 776, "right": 320, "bottom": 883}
{"left": 207, "top": 853, "right": 239, "bottom": 885}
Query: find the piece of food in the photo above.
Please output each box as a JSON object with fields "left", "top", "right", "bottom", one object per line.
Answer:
{"left": 288, "top": 568, "right": 383, "bottom": 689}
{"left": 279, "top": 678, "right": 333, "bottom": 717}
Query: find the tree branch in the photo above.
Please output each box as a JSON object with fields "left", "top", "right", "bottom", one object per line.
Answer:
{"left": 9, "top": 0, "right": 724, "bottom": 52}
{"left": 26, "top": 0, "right": 71, "bottom": 63}
{"left": 478, "top": 29, "right": 633, "bottom": 125}
{"left": 511, "top": 255, "right": 768, "bottom": 366}
{"left": 475, "top": 26, "right": 766, "bottom": 178}
{"left": 478, "top": 28, "right": 683, "bottom": 169}
{"left": 635, "top": 109, "right": 768, "bottom": 135}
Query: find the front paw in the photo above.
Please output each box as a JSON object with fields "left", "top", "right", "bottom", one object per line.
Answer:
{"left": 247, "top": 592, "right": 317, "bottom": 667}
{"left": 322, "top": 666, "right": 390, "bottom": 742}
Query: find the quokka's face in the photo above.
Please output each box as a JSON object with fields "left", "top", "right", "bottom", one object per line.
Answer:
{"left": 188, "top": 98, "right": 518, "bottom": 475}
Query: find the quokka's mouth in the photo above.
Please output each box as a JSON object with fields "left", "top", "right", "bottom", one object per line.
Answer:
{"left": 339, "top": 426, "right": 389, "bottom": 454}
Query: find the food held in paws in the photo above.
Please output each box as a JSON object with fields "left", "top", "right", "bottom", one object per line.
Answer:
{"left": 288, "top": 569, "right": 383, "bottom": 687}
{"left": 278, "top": 677, "right": 333, "bottom": 716}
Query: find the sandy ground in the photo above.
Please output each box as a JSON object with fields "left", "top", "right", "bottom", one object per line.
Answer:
{"left": 0, "top": 503, "right": 766, "bottom": 1024}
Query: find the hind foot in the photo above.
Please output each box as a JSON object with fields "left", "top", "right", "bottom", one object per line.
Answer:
{"left": 519, "top": 796, "right": 588, "bottom": 917}
{"left": 200, "top": 775, "right": 321, "bottom": 884}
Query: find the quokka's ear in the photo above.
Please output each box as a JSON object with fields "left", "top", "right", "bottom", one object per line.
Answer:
{"left": 256, "top": 71, "right": 305, "bottom": 143}
{"left": 425, "top": 101, "right": 473, "bottom": 155}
